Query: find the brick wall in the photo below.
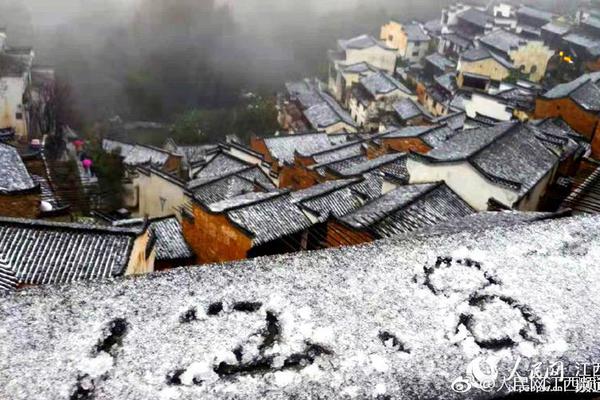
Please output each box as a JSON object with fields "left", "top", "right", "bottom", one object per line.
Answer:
{"left": 535, "top": 97, "right": 599, "bottom": 140}
{"left": 0, "top": 192, "right": 40, "bottom": 219}
{"left": 182, "top": 204, "right": 252, "bottom": 265}
{"left": 326, "top": 221, "right": 374, "bottom": 248}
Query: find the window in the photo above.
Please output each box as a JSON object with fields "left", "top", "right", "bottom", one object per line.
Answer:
{"left": 160, "top": 197, "right": 167, "bottom": 212}
{"left": 413, "top": 50, "right": 420, "bottom": 57}
{"left": 389, "top": 35, "right": 394, "bottom": 41}
{"left": 15, "top": 112, "right": 22, "bottom": 120}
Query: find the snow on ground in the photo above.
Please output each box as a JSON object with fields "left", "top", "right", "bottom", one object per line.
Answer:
{"left": 0, "top": 215, "right": 599, "bottom": 399}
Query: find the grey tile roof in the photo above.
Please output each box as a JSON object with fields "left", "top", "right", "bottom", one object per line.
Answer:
{"left": 304, "top": 90, "right": 356, "bottom": 130}
{"left": 175, "top": 144, "right": 219, "bottom": 165}
{"left": 262, "top": 133, "right": 350, "bottom": 165}
{"left": 0, "top": 217, "right": 139, "bottom": 287}
{"left": 340, "top": 62, "right": 379, "bottom": 75}
{"left": 285, "top": 79, "right": 324, "bottom": 109}
{"left": 383, "top": 125, "right": 458, "bottom": 148}
{"left": 563, "top": 33, "right": 600, "bottom": 56}
{"left": 429, "top": 111, "right": 467, "bottom": 131}
{"left": 0, "top": 143, "right": 36, "bottom": 194}
{"left": 102, "top": 139, "right": 135, "bottom": 157}
{"left": 226, "top": 192, "right": 313, "bottom": 246}
{"left": 460, "top": 47, "right": 513, "bottom": 70}
{"left": 208, "top": 191, "right": 282, "bottom": 213}
{"left": 360, "top": 71, "right": 411, "bottom": 98}
{"left": 123, "top": 145, "right": 172, "bottom": 168}
{"left": 457, "top": 8, "right": 492, "bottom": 28}
{"left": 148, "top": 217, "right": 193, "bottom": 261}
{"left": 479, "top": 29, "right": 529, "bottom": 55}
{"left": 191, "top": 167, "right": 275, "bottom": 206}
{"left": 350, "top": 172, "right": 385, "bottom": 200}
{"left": 0, "top": 255, "right": 18, "bottom": 292}
{"left": 425, "top": 53, "right": 455, "bottom": 72}
{"left": 421, "top": 122, "right": 559, "bottom": 196}
{"left": 32, "top": 175, "right": 61, "bottom": 209}
{"left": 393, "top": 98, "right": 430, "bottom": 121}
{"left": 338, "top": 34, "right": 393, "bottom": 51}
{"left": 443, "top": 33, "right": 473, "bottom": 49}
{"left": 330, "top": 153, "right": 407, "bottom": 178}
{"left": 541, "top": 22, "right": 571, "bottom": 36}
{"left": 310, "top": 141, "right": 367, "bottom": 165}
{"left": 543, "top": 72, "right": 600, "bottom": 113}
{"left": 434, "top": 72, "right": 457, "bottom": 93}
{"left": 517, "top": 6, "right": 554, "bottom": 23}
{"left": 291, "top": 178, "right": 365, "bottom": 221}
{"left": 191, "top": 152, "right": 252, "bottom": 185}
{"left": 340, "top": 183, "right": 474, "bottom": 236}
{"left": 403, "top": 22, "right": 430, "bottom": 42}
{"left": 313, "top": 154, "right": 368, "bottom": 177}
{"left": 423, "top": 18, "right": 443, "bottom": 35}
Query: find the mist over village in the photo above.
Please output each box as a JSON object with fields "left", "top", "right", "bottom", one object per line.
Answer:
{"left": 0, "top": 0, "right": 599, "bottom": 399}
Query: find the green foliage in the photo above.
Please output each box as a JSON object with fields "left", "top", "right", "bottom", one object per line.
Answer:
{"left": 172, "top": 96, "right": 279, "bottom": 144}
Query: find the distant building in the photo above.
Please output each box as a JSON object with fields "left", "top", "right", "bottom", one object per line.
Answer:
{"left": 478, "top": 29, "right": 554, "bottom": 82}
{"left": 334, "top": 34, "right": 397, "bottom": 73}
{"left": 327, "top": 62, "right": 378, "bottom": 106}
{"left": 380, "top": 21, "right": 431, "bottom": 63}
{"left": 348, "top": 71, "right": 413, "bottom": 130}
{"left": 280, "top": 79, "right": 357, "bottom": 134}
{"left": 535, "top": 72, "right": 600, "bottom": 158}
{"left": 0, "top": 34, "right": 35, "bottom": 141}
{"left": 457, "top": 47, "right": 513, "bottom": 82}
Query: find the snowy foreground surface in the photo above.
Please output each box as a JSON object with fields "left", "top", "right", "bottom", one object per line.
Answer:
{"left": 1, "top": 214, "right": 599, "bottom": 399}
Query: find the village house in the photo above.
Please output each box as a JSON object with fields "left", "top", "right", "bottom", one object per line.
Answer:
{"left": 348, "top": 71, "right": 413, "bottom": 130}
{"left": 423, "top": 53, "right": 456, "bottom": 80}
{"left": 379, "top": 21, "right": 431, "bottom": 63}
{"left": 417, "top": 72, "right": 457, "bottom": 116}
{"left": 327, "top": 182, "right": 474, "bottom": 246}
{"left": 377, "top": 124, "right": 458, "bottom": 154}
{"left": 280, "top": 79, "right": 357, "bottom": 134}
{"left": 492, "top": 2, "right": 517, "bottom": 31}
{"left": 515, "top": 6, "right": 555, "bottom": 38}
{"left": 478, "top": 29, "right": 554, "bottom": 82}
{"left": 457, "top": 47, "right": 513, "bottom": 82}
{"left": 562, "top": 14, "right": 600, "bottom": 71}
{"left": 162, "top": 138, "right": 219, "bottom": 179}
{"left": 460, "top": 90, "right": 513, "bottom": 122}
{"left": 535, "top": 72, "right": 600, "bottom": 158}
{"left": 0, "top": 35, "right": 35, "bottom": 142}
{"left": 390, "top": 97, "right": 433, "bottom": 126}
{"left": 407, "top": 122, "right": 569, "bottom": 211}
{"left": 182, "top": 190, "right": 314, "bottom": 264}
{"left": 279, "top": 78, "right": 323, "bottom": 133}
{"left": 134, "top": 166, "right": 188, "bottom": 220}
{"left": 0, "top": 217, "right": 156, "bottom": 290}
{"left": 0, "top": 141, "right": 41, "bottom": 219}
{"left": 454, "top": 8, "right": 494, "bottom": 38}
{"left": 332, "top": 34, "right": 398, "bottom": 74}
{"left": 327, "top": 62, "right": 379, "bottom": 106}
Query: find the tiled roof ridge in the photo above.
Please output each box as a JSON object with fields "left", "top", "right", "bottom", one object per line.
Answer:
{"left": 221, "top": 190, "right": 290, "bottom": 213}
{"left": 192, "top": 151, "right": 254, "bottom": 178}
{"left": 293, "top": 178, "right": 363, "bottom": 203}
{"left": 188, "top": 165, "right": 258, "bottom": 190}
{"left": 0, "top": 216, "right": 143, "bottom": 236}
{"left": 343, "top": 182, "right": 444, "bottom": 227}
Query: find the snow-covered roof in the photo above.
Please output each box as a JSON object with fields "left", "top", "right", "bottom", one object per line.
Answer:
{"left": 360, "top": 71, "right": 411, "bottom": 97}
{"left": 542, "top": 72, "right": 600, "bottom": 113}
{"left": 2, "top": 212, "right": 596, "bottom": 399}
{"left": 0, "top": 217, "right": 141, "bottom": 288}
{"left": 0, "top": 143, "right": 36, "bottom": 194}
{"left": 339, "top": 182, "right": 474, "bottom": 235}
{"left": 338, "top": 34, "right": 393, "bottom": 51}
{"left": 261, "top": 133, "right": 350, "bottom": 165}
{"left": 414, "top": 122, "right": 560, "bottom": 196}
{"left": 148, "top": 217, "right": 194, "bottom": 262}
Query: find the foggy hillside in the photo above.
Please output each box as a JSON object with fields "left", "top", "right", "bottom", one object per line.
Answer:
{"left": 0, "top": 0, "right": 575, "bottom": 124}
